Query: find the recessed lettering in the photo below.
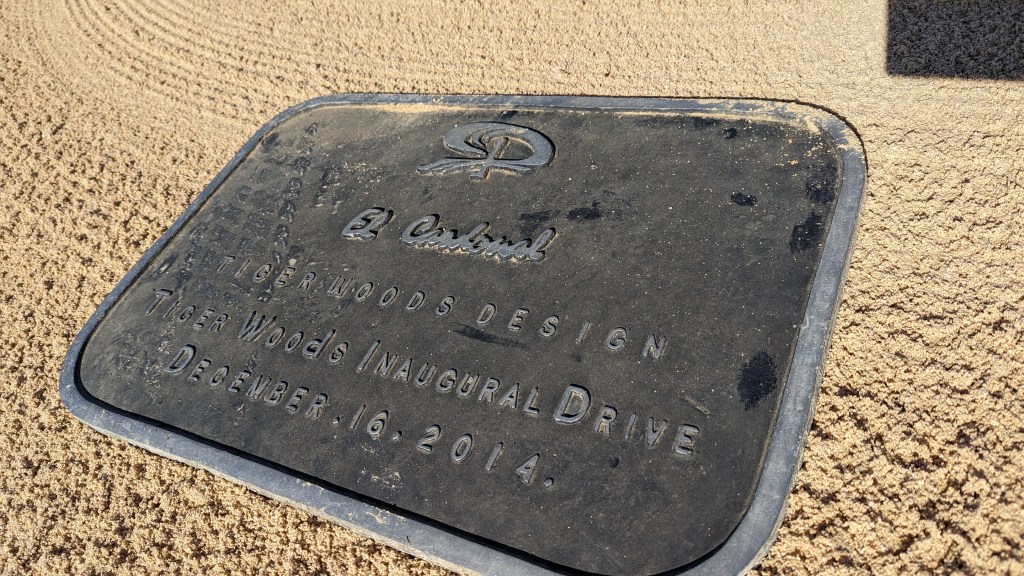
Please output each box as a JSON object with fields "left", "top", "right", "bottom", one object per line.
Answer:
{"left": 414, "top": 363, "right": 437, "bottom": 387}
{"left": 164, "top": 345, "right": 196, "bottom": 373}
{"left": 238, "top": 311, "right": 276, "bottom": 342}
{"left": 327, "top": 276, "right": 352, "bottom": 296}
{"left": 507, "top": 308, "right": 529, "bottom": 332}
{"left": 227, "top": 370, "right": 251, "bottom": 393}
{"left": 485, "top": 442, "right": 504, "bottom": 471}
{"left": 497, "top": 383, "right": 519, "bottom": 409}
{"left": 539, "top": 315, "right": 559, "bottom": 338}
{"left": 401, "top": 214, "right": 556, "bottom": 263}
{"left": 451, "top": 434, "right": 473, "bottom": 462}
{"left": 265, "top": 381, "right": 288, "bottom": 404}
{"left": 342, "top": 207, "right": 393, "bottom": 240}
{"left": 245, "top": 375, "right": 273, "bottom": 399}
{"left": 374, "top": 352, "right": 397, "bottom": 378}
{"left": 605, "top": 328, "right": 627, "bottom": 351}
{"left": 478, "top": 378, "right": 500, "bottom": 403}
{"left": 274, "top": 266, "right": 296, "bottom": 286}
{"left": 405, "top": 291, "right": 425, "bottom": 310}
{"left": 187, "top": 359, "right": 211, "bottom": 381}
{"left": 673, "top": 425, "right": 700, "bottom": 458}
{"left": 456, "top": 373, "right": 479, "bottom": 397}
{"left": 436, "top": 296, "right": 454, "bottom": 316}
{"left": 594, "top": 406, "right": 617, "bottom": 436}
{"left": 253, "top": 264, "right": 272, "bottom": 281}
{"left": 417, "top": 425, "right": 441, "bottom": 454}
{"left": 355, "top": 282, "right": 374, "bottom": 301}
{"left": 554, "top": 385, "right": 591, "bottom": 425}
{"left": 379, "top": 286, "right": 399, "bottom": 307}
{"left": 436, "top": 369, "right": 458, "bottom": 393}
{"left": 147, "top": 289, "right": 174, "bottom": 315}
{"left": 515, "top": 454, "right": 540, "bottom": 484}
{"left": 392, "top": 358, "right": 413, "bottom": 382}
{"left": 208, "top": 366, "right": 229, "bottom": 387}
{"left": 365, "top": 410, "right": 389, "bottom": 439}
{"left": 476, "top": 303, "right": 496, "bottom": 325}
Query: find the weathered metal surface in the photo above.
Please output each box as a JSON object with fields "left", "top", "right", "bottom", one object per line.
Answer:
{"left": 61, "top": 95, "right": 865, "bottom": 576}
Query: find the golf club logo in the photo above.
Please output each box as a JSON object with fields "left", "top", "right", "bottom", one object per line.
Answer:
{"left": 417, "top": 122, "right": 554, "bottom": 180}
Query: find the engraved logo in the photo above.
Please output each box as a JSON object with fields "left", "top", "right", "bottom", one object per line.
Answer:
{"left": 417, "top": 122, "right": 554, "bottom": 180}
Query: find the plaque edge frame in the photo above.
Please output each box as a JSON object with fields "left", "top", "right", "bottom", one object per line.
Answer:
{"left": 59, "top": 93, "right": 867, "bottom": 576}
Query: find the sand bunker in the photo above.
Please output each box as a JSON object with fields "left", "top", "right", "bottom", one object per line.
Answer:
{"left": 0, "top": 0, "right": 1021, "bottom": 574}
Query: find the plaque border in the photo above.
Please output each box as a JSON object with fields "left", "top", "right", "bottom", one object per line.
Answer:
{"left": 60, "top": 94, "right": 866, "bottom": 576}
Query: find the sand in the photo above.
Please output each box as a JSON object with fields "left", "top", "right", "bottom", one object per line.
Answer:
{"left": 0, "top": 0, "right": 1021, "bottom": 574}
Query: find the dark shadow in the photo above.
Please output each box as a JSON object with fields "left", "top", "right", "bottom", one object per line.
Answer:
{"left": 888, "top": 0, "right": 1024, "bottom": 79}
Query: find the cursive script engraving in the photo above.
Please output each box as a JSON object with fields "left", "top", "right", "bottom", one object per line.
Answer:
{"left": 342, "top": 208, "right": 393, "bottom": 240}
{"left": 416, "top": 122, "right": 554, "bottom": 180}
{"left": 400, "top": 214, "right": 555, "bottom": 262}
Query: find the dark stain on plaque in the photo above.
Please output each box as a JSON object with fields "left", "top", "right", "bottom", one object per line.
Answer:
{"left": 805, "top": 165, "right": 838, "bottom": 204}
{"left": 518, "top": 209, "right": 559, "bottom": 236}
{"left": 790, "top": 212, "right": 825, "bottom": 252}
{"left": 566, "top": 201, "right": 603, "bottom": 221}
{"left": 694, "top": 116, "right": 722, "bottom": 129}
{"left": 635, "top": 115, "right": 688, "bottom": 128}
{"left": 738, "top": 351, "right": 779, "bottom": 410}
{"left": 731, "top": 192, "right": 758, "bottom": 206}
{"left": 452, "top": 323, "right": 527, "bottom": 349}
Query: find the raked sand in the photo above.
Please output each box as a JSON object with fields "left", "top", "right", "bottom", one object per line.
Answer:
{"left": 0, "top": 1, "right": 1021, "bottom": 574}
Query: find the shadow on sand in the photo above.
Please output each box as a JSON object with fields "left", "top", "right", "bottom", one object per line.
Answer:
{"left": 888, "top": 0, "right": 1024, "bottom": 79}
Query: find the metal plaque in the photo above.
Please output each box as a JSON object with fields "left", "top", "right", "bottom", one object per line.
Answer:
{"left": 61, "top": 95, "right": 865, "bottom": 576}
